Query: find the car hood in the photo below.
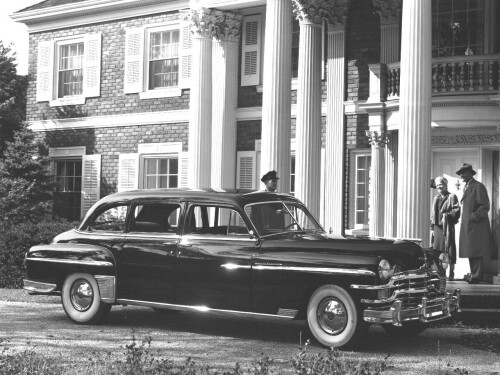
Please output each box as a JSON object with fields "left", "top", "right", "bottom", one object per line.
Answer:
{"left": 257, "top": 232, "right": 425, "bottom": 271}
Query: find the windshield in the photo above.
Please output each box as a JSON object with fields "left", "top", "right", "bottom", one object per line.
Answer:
{"left": 244, "top": 201, "right": 324, "bottom": 236}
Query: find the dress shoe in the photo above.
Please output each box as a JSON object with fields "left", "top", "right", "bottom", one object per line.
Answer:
{"left": 467, "top": 278, "right": 480, "bottom": 284}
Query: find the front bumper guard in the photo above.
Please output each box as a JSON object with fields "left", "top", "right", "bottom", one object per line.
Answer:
{"left": 363, "top": 288, "right": 461, "bottom": 326}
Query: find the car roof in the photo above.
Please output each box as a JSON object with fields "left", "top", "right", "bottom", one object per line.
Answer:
{"left": 95, "top": 188, "right": 302, "bottom": 207}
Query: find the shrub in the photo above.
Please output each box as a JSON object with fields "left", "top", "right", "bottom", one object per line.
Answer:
{"left": 0, "top": 219, "right": 75, "bottom": 288}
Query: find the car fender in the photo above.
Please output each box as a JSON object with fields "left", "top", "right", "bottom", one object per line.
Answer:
{"left": 24, "top": 243, "right": 116, "bottom": 302}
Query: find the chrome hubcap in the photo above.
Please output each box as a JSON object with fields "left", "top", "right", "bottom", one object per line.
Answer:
{"left": 317, "top": 297, "right": 348, "bottom": 335}
{"left": 70, "top": 279, "right": 94, "bottom": 312}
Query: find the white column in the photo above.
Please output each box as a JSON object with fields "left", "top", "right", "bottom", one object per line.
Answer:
{"left": 185, "top": 8, "right": 213, "bottom": 188}
{"left": 396, "top": 0, "right": 432, "bottom": 244}
{"left": 372, "top": 0, "right": 402, "bottom": 238}
{"left": 261, "top": 0, "right": 292, "bottom": 193}
{"left": 372, "top": 0, "right": 402, "bottom": 64}
{"left": 324, "top": 4, "right": 348, "bottom": 234}
{"left": 211, "top": 11, "right": 242, "bottom": 189}
{"left": 384, "top": 132, "right": 398, "bottom": 237}
{"left": 293, "top": 1, "right": 323, "bottom": 218}
{"left": 367, "top": 131, "right": 387, "bottom": 237}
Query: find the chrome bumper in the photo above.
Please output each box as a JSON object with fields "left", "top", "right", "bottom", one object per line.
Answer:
{"left": 363, "top": 288, "right": 461, "bottom": 325}
{"left": 23, "top": 279, "right": 57, "bottom": 294}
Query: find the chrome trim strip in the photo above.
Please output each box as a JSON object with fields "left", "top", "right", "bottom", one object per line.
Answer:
{"left": 221, "top": 263, "right": 375, "bottom": 276}
{"left": 253, "top": 265, "right": 376, "bottom": 276}
{"left": 26, "top": 258, "right": 113, "bottom": 267}
{"left": 116, "top": 299, "right": 295, "bottom": 320}
{"left": 23, "top": 279, "right": 57, "bottom": 294}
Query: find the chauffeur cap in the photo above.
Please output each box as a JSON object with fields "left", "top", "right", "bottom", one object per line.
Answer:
{"left": 261, "top": 170, "right": 279, "bottom": 183}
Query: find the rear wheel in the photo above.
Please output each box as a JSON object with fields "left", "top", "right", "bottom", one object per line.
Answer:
{"left": 61, "top": 273, "right": 111, "bottom": 324}
{"left": 382, "top": 321, "right": 427, "bottom": 336}
{"left": 307, "top": 285, "right": 365, "bottom": 349}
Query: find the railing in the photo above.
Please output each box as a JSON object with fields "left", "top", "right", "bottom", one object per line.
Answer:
{"left": 383, "top": 54, "right": 500, "bottom": 100}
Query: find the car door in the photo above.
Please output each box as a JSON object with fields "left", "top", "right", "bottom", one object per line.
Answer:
{"left": 176, "top": 203, "right": 256, "bottom": 312}
{"left": 118, "top": 199, "right": 182, "bottom": 303}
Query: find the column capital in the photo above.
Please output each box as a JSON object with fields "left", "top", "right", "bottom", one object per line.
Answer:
{"left": 292, "top": 0, "right": 349, "bottom": 30}
{"left": 366, "top": 130, "right": 389, "bottom": 147}
{"left": 181, "top": 8, "right": 242, "bottom": 41}
{"left": 372, "top": 0, "right": 402, "bottom": 25}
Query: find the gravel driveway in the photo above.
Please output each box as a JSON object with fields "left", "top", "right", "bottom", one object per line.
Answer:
{"left": 0, "top": 289, "right": 499, "bottom": 374}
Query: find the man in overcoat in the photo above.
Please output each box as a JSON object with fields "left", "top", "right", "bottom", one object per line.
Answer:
{"left": 457, "top": 163, "right": 492, "bottom": 284}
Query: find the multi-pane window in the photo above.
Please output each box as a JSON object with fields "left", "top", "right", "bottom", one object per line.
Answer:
{"left": 290, "top": 155, "right": 296, "bottom": 195}
{"left": 143, "top": 157, "right": 178, "bottom": 189}
{"left": 54, "top": 160, "right": 82, "bottom": 221}
{"left": 58, "top": 43, "right": 84, "bottom": 97}
{"left": 148, "top": 30, "right": 180, "bottom": 89}
{"left": 354, "top": 154, "right": 371, "bottom": 228}
{"left": 432, "top": 0, "right": 484, "bottom": 57}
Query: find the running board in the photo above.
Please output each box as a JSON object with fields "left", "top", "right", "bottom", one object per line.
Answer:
{"left": 116, "top": 299, "right": 297, "bottom": 320}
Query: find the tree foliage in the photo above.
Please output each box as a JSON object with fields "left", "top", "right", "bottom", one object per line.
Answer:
{"left": 0, "top": 41, "right": 29, "bottom": 154}
{"left": 0, "top": 123, "right": 53, "bottom": 225}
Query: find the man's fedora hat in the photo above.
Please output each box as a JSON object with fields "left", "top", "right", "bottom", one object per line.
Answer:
{"left": 261, "top": 170, "right": 279, "bottom": 183}
{"left": 456, "top": 163, "right": 477, "bottom": 176}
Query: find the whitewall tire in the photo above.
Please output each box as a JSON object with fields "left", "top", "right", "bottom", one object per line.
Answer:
{"left": 61, "top": 273, "right": 111, "bottom": 324}
{"left": 307, "top": 284, "right": 364, "bottom": 349}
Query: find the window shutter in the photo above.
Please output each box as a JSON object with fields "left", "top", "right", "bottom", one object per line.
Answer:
{"left": 81, "top": 155, "right": 101, "bottom": 219}
{"left": 241, "top": 15, "right": 262, "bottom": 87}
{"left": 236, "top": 151, "right": 257, "bottom": 189}
{"left": 179, "top": 151, "right": 189, "bottom": 188}
{"left": 36, "top": 41, "right": 54, "bottom": 102}
{"left": 124, "top": 28, "right": 144, "bottom": 94}
{"left": 179, "top": 24, "right": 192, "bottom": 89}
{"left": 118, "top": 153, "right": 139, "bottom": 192}
{"left": 83, "top": 33, "right": 102, "bottom": 98}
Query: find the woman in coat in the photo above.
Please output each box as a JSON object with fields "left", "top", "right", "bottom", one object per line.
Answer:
{"left": 431, "top": 176, "right": 460, "bottom": 280}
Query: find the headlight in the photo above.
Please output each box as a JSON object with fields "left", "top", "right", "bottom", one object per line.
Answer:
{"left": 439, "top": 253, "right": 449, "bottom": 270}
{"left": 378, "top": 259, "right": 394, "bottom": 281}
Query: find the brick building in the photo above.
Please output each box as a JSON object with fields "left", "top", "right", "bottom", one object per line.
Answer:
{"left": 11, "top": 0, "right": 500, "bottom": 281}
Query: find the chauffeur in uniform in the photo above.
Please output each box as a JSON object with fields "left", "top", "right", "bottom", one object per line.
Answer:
{"left": 456, "top": 163, "right": 492, "bottom": 284}
{"left": 261, "top": 170, "right": 279, "bottom": 192}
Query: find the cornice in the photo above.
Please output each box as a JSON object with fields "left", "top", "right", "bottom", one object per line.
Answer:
{"left": 11, "top": 0, "right": 189, "bottom": 33}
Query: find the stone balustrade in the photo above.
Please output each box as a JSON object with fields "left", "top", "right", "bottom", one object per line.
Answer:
{"left": 379, "top": 54, "right": 500, "bottom": 100}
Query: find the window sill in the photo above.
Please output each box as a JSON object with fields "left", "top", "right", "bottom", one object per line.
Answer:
{"left": 139, "top": 88, "right": 182, "bottom": 99}
{"left": 49, "top": 96, "right": 86, "bottom": 107}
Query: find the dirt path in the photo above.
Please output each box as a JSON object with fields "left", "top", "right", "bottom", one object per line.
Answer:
{"left": 0, "top": 290, "right": 499, "bottom": 374}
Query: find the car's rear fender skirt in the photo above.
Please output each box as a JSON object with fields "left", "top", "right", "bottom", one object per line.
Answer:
{"left": 25, "top": 243, "right": 116, "bottom": 292}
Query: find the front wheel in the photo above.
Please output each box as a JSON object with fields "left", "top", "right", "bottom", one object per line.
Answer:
{"left": 307, "top": 285, "right": 365, "bottom": 349}
{"left": 61, "top": 273, "right": 111, "bottom": 324}
{"left": 382, "top": 321, "right": 427, "bottom": 337}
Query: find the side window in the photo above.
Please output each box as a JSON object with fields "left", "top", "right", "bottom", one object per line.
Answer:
{"left": 187, "top": 205, "right": 248, "bottom": 236}
{"left": 130, "top": 203, "right": 180, "bottom": 234}
{"left": 90, "top": 205, "right": 128, "bottom": 232}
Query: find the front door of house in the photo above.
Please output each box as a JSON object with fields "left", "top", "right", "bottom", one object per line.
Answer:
{"left": 432, "top": 150, "right": 479, "bottom": 280}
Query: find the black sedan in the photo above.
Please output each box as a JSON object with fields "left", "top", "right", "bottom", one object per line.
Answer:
{"left": 23, "top": 188, "right": 460, "bottom": 349}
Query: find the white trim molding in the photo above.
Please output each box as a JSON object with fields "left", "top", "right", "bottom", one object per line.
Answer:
{"left": 28, "top": 110, "right": 190, "bottom": 132}
{"left": 11, "top": 0, "right": 189, "bottom": 33}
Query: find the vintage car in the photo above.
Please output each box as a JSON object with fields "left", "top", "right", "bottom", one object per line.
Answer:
{"left": 24, "top": 188, "right": 460, "bottom": 348}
